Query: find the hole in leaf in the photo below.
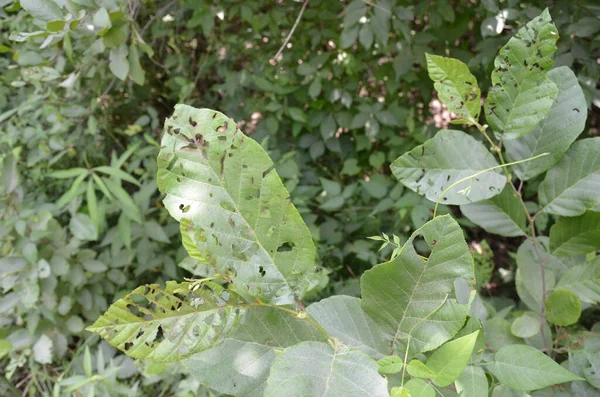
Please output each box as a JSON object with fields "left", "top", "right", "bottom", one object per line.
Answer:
{"left": 154, "top": 326, "right": 165, "bottom": 343}
{"left": 276, "top": 242, "right": 294, "bottom": 253}
{"left": 216, "top": 121, "right": 228, "bottom": 133}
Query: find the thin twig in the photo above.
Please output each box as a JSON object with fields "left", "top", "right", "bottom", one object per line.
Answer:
{"left": 271, "top": 0, "right": 309, "bottom": 63}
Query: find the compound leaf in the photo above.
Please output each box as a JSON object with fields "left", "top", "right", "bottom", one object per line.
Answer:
{"left": 361, "top": 215, "right": 474, "bottom": 355}
{"left": 484, "top": 9, "right": 559, "bottom": 139}
{"left": 264, "top": 342, "right": 389, "bottom": 397}
{"left": 504, "top": 67, "right": 587, "bottom": 180}
{"left": 391, "top": 130, "right": 506, "bottom": 205}
{"left": 158, "top": 106, "right": 317, "bottom": 305}
{"left": 538, "top": 138, "right": 600, "bottom": 216}
{"left": 426, "top": 54, "right": 481, "bottom": 124}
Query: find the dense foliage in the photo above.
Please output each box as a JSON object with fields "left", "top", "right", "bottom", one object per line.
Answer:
{"left": 1, "top": 0, "right": 599, "bottom": 396}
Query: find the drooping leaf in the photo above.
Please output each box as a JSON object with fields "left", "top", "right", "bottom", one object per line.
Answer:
{"left": 183, "top": 340, "right": 274, "bottom": 397}
{"left": 455, "top": 365, "right": 488, "bottom": 397}
{"left": 489, "top": 344, "right": 582, "bottom": 391}
{"left": 538, "top": 137, "right": 600, "bottom": 216}
{"left": 555, "top": 257, "right": 600, "bottom": 304}
{"left": 308, "top": 296, "right": 388, "bottom": 358}
{"left": 426, "top": 330, "right": 479, "bottom": 387}
{"left": 484, "top": 9, "right": 559, "bottom": 140}
{"left": 425, "top": 54, "right": 481, "bottom": 124}
{"left": 263, "top": 342, "right": 389, "bottom": 397}
{"left": 460, "top": 185, "right": 527, "bottom": 237}
{"left": 87, "top": 281, "right": 246, "bottom": 362}
{"left": 157, "top": 106, "right": 317, "bottom": 305}
{"left": 504, "top": 67, "right": 587, "bottom": 180}
{"left": 361, "top": 215, "right": 474, "bottom": 355}
{"left": 549, "top": 211, "right": 600, "bottom": 257}
{"left": 391, "top": 130, "right": 506, "bottom": 205}
{"left": 545, "top": 289, "right": 581, "bottom": 326}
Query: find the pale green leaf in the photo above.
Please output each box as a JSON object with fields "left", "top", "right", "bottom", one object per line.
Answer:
{"left": 2, "top": 154, "right": 19, "bottom": 193}
{"left": 55, "top": 172, "right": 87, "bottom": 209}
{"left": 391, "top": 130, "right": 506, "bottom": 205}
{"left": 484, "top": 9, "right": 559, "bottom": 139}
{"left": 144, "top": 220, "right": 170, "bottom": 243}
{"left": 490, "top": 344, "right": 582, "bottom": 391}
{"left": 33, "top": 335, "right": 53, "bottom": 364}
{"left": 426, "top": 54, "right": 481, "bottom": 123}
{"left": 109, "top": 45, "right": 129, "bottom": 81}
{"left": 455, "top": 365, "right": 488, "bottom": 397}
{"left": 377, "top": 355, "right": 403, "bottom": 374}
{"left": 157, "top": 106, "right": 317, "bottom": 305}
{"left": 103, "top": 178, "right": 142, "bottom": 223}
{"left": 460, "top": 185, "right": 526, "bottom": 237}
{"left": 129, "top": 44, "right": 145, "bottom": 86}
{"left": 516, "top": 238, "right": 557, "bottom": 313}
{"left": 183, "top": 340, "right": 274, "bottom": 397}
{"left": 264, "top": 342, "right": 389, "bottom": 397}
{"left": 407, "top": 360, "right": 439, "bottom": 379}
{"left": 510, "top": 313, "right": 541, "bottom": 338}
{"left": 308, "top": 296, "right": 389, "bottom": 358}
{"left": 404, "top": 378, "right": 435, "bottom": 397}
{"left": 483, "top": 319, "right": 523, "bottom": 352}
{"left": 538, "top": 138, "right": 600, "bottom": 216}
{"left": 118, "top": 213, "right": 132, "bottom": 249}
{"left": 69, "top": 213, "right": 98, "bottom": 241}
{"left": 545, "top": 289, "right": 581, "bottom": 326}
{"left": 555, "top": 257, "right": 600, "bottom": 304}
{"left": 361, "top": 215, "right": 474, "bottom": 355}
{"left": 86, "top": 180, "right": 100, "bottom": 232}
{"left": 427, "top": 330, "right": 479, "bottom": 387}
{"left": 549, "top": 211, "right": 600, "bottom": 257}
{"left": 47, "top": 168, "right": 88, "bottom": 179}
{"left": 21, "top": 0, "right": 63, "bottom": 21}
{"left": 504, "top": 67, "right": 587, "bottom": 180}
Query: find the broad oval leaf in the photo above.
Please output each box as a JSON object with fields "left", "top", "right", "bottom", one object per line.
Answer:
{"left": 538, "top": 138, "right": 600, "bottom": 216}
{"left": 549, "top": 211, "right": 600, "bottom": 257}
{"left": 489, "top": 344, "right": 582, "bottom": 391}
{"left": 455, "top": 365, "right": 488, "bottom": 397}
{"left": 391, "top": 130, "right": 506, "bottom": 205}
{"left": 426, "top": 330, "right": 479, "bottom": 387}
{"left": 264, "top": 342, "right": 389, "bottom": 397}
{"left": 308, "top": 295, "right": 388, "bottom": 358}
{"left": 510, "top": 313, "right": 541, "bottom": 338}
{"left": 361, "top": 215, "right": 474, "bottom": 355}
{"left": 158, "top": 105, "right": 317, "bottom": 304}
{"left": 545, "top": 289, "right": 581, "bottom": 326}
{"left": 426, "top": 54, "right": 481, "bottom": 124}
{"left": 555, "top": 257, "right": 600, "bottom": 304}
{"left": 460, "top": 185, "right": 526, "bottom": 237}
{"left": 504, "top": 67, "right": 587, "bottom": 180}
{"left": 183, "top": 340, "right": 274, "bottom": 397}
{"left": 484, "top": 9, "right": 559, "bottom": 139}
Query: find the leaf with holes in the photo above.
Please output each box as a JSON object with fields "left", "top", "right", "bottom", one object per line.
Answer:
{"left": 538, "top": 138, "right": 600, "bottom": 216}
{"left": 549, "top": 211, "right": 600, "bottom": 257}
{"left": 361, "top": 215, "right": 474, "bottom": 355}
{"left": 263, "top": 342, "right": 389, "bottom": 397}
{"left": 484, "top": 9, "right": 559, "bottom": 139}
{"left": 158, "top": 105, "right": 317, "bottom": 305}
{"left": 425, "top": 54, "right": 481, "bottom": 124}
{"left": 504, "top": 67, "right": 587, "bottom": 180}
{"left": 460, "top": 185, "right": 527, "bottom": 237}
{"left": 391, "top": 130, "right": 506, "bottom": 205}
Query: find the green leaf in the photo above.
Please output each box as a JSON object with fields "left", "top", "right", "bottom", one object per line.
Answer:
{"left": 21, "top": 0, "right": 63, "bottom": 21}
{"left": 47, "top": 168, "right": 88, "bottom": 179}
{"left": 118, "top": 213, "right": 132, "bottom": 249}
{"left": 361, "top": 215, "right": 474, "bottom": 355}
{"left": 404, "top": 378, "right": 435, "bottom": 397}
{"left": 407, "top": 360, "right": 439, "bottom": 379}
{"left": 2, "top": 154, "right": 19, "bottom": 194}
{"left": 484, "top": 318, "right": 523, "bottom": 352}
{"left": 0, "top": 339, "right": 12, "bottom": 359}
{"left": 144, "top": 220, "right": 170, "bottom": 243}
{"left": 555, "top": 257, "right": 600, "bottom": 304}
{"left": 129, "top": 44, "right": 145, "bottom": 86}
{"left": 425, "top": 54, "right": 481, "bottom": 123}
{"left": 263, "top": 342, "right": 389, "bottom": 397}
{"left": 109, "top": 45, "right": 129, "bottom": 81}
{"left": 545, "top": 289, "right": 581, "bottom": 326}
{"left": 359, "top": 24, "right": 374, "bottom": 49}
{"left": 489, "top": 344, "right": 582, "bottom": 391}
{"left": 391, "top": 130, "right": 506, "bottom": 205}
{"left": 88, "top": 281, "right": 246, "bottom": 362}
{"left": 377, "top": 355, "right": 403, "bottom": 374}
{"left": 484, "top": 9, "right": 559, "bottom": 139}
{"left": 308, "top": 296, "right": 388, "bottom": 358}
{"left": 183, "top": 340, "right": 274, "bottom": 397}
{"left": 549, "top": 211, "right": 600, "bottom": 257}
{"left": 103, "top": 178, "right": 142, "bottom": 223}
{"left": 158, "top": 106, "right": 317, "bottom": 305}
{"left": 93, "top": 8, "right": 111, "bottom": 30}
{"left": 86, "top": 180, "right": 100, "bottom": 232}
{"left": 504, "top": 67, "right": 587, "bottom": 180}
{"left": 46, "top": 20, "right": 65, "bottom": 32}
{"left": 69, "top": 213, "right": 98, "bottom": 241}
{"left": 455, "top": 365, "right": 488, "bottom": 397}
{"left": 510, "top": 313, "right": 541, "bottom": 338}
{"left": 426, "top": 330, "right": 479, "bottom": 387}
{"left": 538, "top": 138, "right": 600, "bottom": 216}
{"left": 460, "top": 185, "right": 526, "bottom": 237}
{"left": 516, "top": 239, "right": 556, "bottom": 313}
{"left": 94, "top": 166, "right": 140, "bottom": 187}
